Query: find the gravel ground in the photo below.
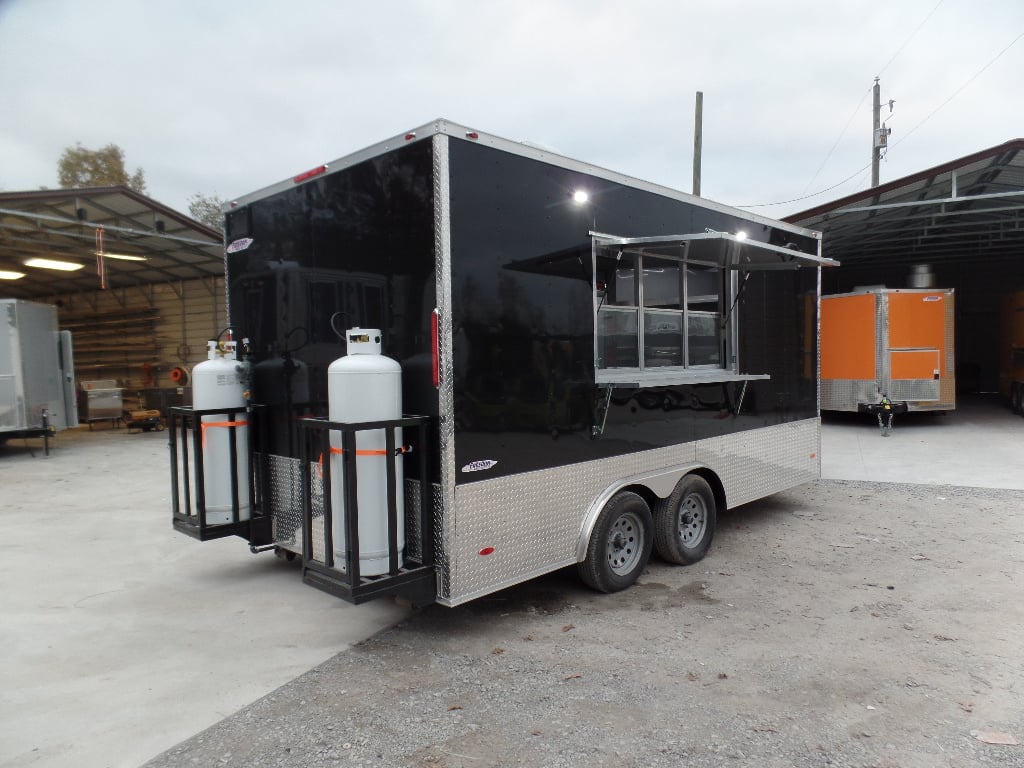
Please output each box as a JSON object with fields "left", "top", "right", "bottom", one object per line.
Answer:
{"left": 146, "top": 479, "right": 1024, "bottom": 768}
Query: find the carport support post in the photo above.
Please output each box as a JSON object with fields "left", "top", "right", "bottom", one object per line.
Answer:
{"left": 872, "top": 77, "right": 881, "bottom": 187}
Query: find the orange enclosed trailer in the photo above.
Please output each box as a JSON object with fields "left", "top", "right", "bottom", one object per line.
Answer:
{"left": 999, "top": 290, "right": 1024, "bottom": 414}
{"left": 820, "top": 288, "right": 955, "bottom": 415}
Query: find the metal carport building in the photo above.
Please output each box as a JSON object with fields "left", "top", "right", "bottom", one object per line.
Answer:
{"left": 0, "top": 186, "right": 225, "bottom": 413}
{"left": 787, "top": 139, "right": 1024, "bottom": 396}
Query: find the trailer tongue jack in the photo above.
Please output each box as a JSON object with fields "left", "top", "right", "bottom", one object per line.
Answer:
{"left": 860, "top": 396, "right": 908, "bottom": 437}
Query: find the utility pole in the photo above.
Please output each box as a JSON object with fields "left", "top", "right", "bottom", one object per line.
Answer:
{"left": 693, "top": 91, "right": 703, "bottom": 196}
{"left": 871, "top": 78, "right": 893, "bottom": 187}
{"left": 871, "top": 78, "right": 881, "bottom": 187}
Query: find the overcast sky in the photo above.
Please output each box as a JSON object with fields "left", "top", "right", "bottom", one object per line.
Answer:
{"left": 1, "top": 0, "right": 1021, "bottom": 222}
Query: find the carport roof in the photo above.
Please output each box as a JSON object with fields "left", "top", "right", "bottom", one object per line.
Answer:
{"left": 785, "top": 138, "right": 1024, "bottom": 270}
{"left": 0, "top": 186, "right": 223, "bottom": 300}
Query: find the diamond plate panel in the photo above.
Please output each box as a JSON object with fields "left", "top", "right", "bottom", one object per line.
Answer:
{"left": 876, "top": 291, "right": 889, "bottom": 392}
{"left": 694, "top": 420, "right": 819, "bottom": 508}
{"left": 938, "top": 290, "right": 957, "bottom": 410}
{"left": 443, "top": 418, "right": 819, "bottom": 606}
{"left": 263, "top": 454, "right": 303, "bottom": 553}
{"left": 433, "top": 134, "right": 456, "bottom": 601}
{"left": 820, "top": 379, "right": 879, "bottom": 411}
{"left": 309, "top": 459, "right": 328, "bottom": 566}
{"left": 890, "top": 379, "right": 939, "bottom": 402}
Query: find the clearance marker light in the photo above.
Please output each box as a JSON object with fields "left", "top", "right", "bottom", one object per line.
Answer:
{"left": 405, "top": 133, "right": 416, "bottom": 141}
{"left": 465, "top": 131, "right": 479, "bottom": 139}
{"left": 478, "top": 547, "right": 495, "bottom": 556}
{"left": 293, "top": 164, "right": 328, "bottom": 184}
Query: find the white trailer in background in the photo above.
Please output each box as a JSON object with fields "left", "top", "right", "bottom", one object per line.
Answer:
{"left": 0, "top": 299, "right": 77, "bottom": 452}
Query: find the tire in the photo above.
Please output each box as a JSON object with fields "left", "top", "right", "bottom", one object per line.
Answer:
{"left": 653, "top": 474, "right": 717, "bottom": 565}
{"left": 1012, "top": 383, "right": 1023, "bottom": 415}
{"left": 578, "top": 491, "right": 653, "bottom": 593}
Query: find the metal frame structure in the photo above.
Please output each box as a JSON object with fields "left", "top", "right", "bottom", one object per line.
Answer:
{"left": 789, "top": 139, "right": 1024, "bottom": 270}
{"left": 0, "top": 187, "right": 223, "bottom": 299}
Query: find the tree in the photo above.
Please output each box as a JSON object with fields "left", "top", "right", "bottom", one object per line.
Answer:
{"left": 57, "top": 143, "right": 147, "bottom": 193}
{"left": 187, "top": 193, "right": 227, "bottom": 230}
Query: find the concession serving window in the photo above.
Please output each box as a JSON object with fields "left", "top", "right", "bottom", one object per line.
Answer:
{"left": 591, "top": 231, "right": 834, "bottom": 387}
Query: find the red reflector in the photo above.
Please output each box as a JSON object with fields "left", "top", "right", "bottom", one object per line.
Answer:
{"left": 293, "top": 165, "right": 328, "bottom": 184}
{"left": 431, "top": 309, "right": 440, "bottom": 388}
{"left": 405, "top": 133, "right": 416, "bottom": 141}
{"left": 479, "top": 547, "right": 495, "bottom": 556}
{"left": 466, "top": 131, "right": 479, "bottom": 139}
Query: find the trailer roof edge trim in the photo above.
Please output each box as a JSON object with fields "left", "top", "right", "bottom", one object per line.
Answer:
{"left": 591, "top": 231, "right": 838, "bottom": 269}
{"left": 226, "top": 118, "right": 820, "bottom": 240}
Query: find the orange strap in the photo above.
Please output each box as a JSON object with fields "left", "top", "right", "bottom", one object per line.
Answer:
{"left": 328, "top": 446, "right": 387, "bottom": 456}
{"left": 316, "top": 445, "right": 410, "bottom": 477}
{"left": 201, "top": 419, "right": 248, "bottom": 448}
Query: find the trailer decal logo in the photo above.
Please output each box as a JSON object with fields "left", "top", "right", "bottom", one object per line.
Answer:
{"left": 226, "top": 237, "right": 254, "bottom": 253}
{"left": 461, "top": 459, "right": 497, "bottom": 473}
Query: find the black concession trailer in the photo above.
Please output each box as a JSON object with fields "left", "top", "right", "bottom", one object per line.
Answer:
{"left": 169, "top": 119, "right": 834, "bottom": 608}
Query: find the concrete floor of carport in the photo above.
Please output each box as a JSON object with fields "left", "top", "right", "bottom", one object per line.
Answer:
{"left": 820, "top": 393, "right": 1024, "bottom": 489}
{"left": 1, "top": 394, "right": 1021, "bottom": 768}
{"left": 0, "top": 426, "right": 409, "bottom": 768}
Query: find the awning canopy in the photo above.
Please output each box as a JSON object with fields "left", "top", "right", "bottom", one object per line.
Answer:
{"left": 591, "top": 231, "right": 836, "bottom": 270}
{"left": 786, "top": 139, "right": 1024, "bottom": 270}
{"left": 0, "top": 186, "right": 223, "bottom": 300}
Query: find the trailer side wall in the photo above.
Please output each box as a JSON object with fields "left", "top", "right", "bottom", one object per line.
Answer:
{"left": 447, "top": 139, "right": 818, "bottom": 481}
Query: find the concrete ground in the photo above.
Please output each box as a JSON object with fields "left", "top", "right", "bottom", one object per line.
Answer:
{"left": 821, "top": 393, "right": 1024, "bottom": 490}
{"left": 1, "top": 393, "right": 1020, "bottom": 768}
{"left": 0, "top": 426, "right": 409, "bottom": 768}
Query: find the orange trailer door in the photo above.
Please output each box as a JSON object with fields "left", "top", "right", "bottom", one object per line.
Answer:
{"left": 887, "top": 292, "right": 947, "bottom": 380}
{"left": 821, "top": 293, "right": 876, "bottom": 381}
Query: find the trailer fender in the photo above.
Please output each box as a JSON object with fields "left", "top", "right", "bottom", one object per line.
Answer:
{"left": 575, "top": 463, "right": 705, "bottom": 563}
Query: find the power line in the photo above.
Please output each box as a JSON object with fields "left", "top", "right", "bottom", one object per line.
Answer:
{"left": 889, "top": 29, "right": 1024, "bottom": 149}
{"left": 877, "top": 0, "right": 945, "bottom": 77}
{"left": 736, "top": 14, "right": 1022, "bottom": 211}
{"left": 801, "top": 85, "right": 873, "bottom": 196}
{"left": 793, "top": 2, "right": 945, "bottom": 203}
{"left": 736, "top": 161, "right": 872, "bottom": 209}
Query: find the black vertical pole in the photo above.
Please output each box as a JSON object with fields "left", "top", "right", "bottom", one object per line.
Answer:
{"left": 300, "top": 422, "right": 314, "bottom": 567}
{"left": 193, "top": 414, "right": 206, "bottom": 528}
{"left": 169, "top": 411, "right": 180, "bottom": 518}
{"left": 228, "top": 409, "right": 240, "bottom": 524}
{"left": 322, "top": 427, "right": 334, "bottom": 570}
{"left": 417, "top": 420, "right": 434, "bottom": 569}
{"left": 343, "top": 428, "right": 361, "bottom": 587}
{"left": 385, "top": 427, "right": 399, "bottom": 575}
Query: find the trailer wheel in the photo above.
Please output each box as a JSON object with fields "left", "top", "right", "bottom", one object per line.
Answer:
{"left": 1012, "top": 383, "right": 1023, "bottom": 415}
{"left": 579, "top": 491, "right": 653, "bottom": 593}
{"left": 653, "top": 474, "right": 716, "bottom": 565}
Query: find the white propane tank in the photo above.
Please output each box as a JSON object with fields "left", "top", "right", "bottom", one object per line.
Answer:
{"left": 191, "top": 339, "right": 250, "bottom": 524}
{"left": 328, "top": 328, "right": 403, "bottom": 576}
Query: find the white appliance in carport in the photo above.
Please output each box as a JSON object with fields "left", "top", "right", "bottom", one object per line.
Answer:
{"left": 0, "top": 299, "right": 77, "bottom": 435}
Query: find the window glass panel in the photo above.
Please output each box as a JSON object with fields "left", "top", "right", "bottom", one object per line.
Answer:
{"left": 642, "top": 257, "right": 681, "bottom": 309}
{"left": 687, "top": 265, "right": 719, "bottom": 312}
{"left": 687, "top": 312, "right": 721, "bottom": 366}
{"left": 598, "top": 307, "right": 639, "bottom": 368}
{"left": 644, "top": 310, "right": 683, "bottom": 367}
{"left": 612, "top": 266, "right": 636, "bottom": 305}
{"left": 595, "top": 249, "right": 636, "bottom": 306}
